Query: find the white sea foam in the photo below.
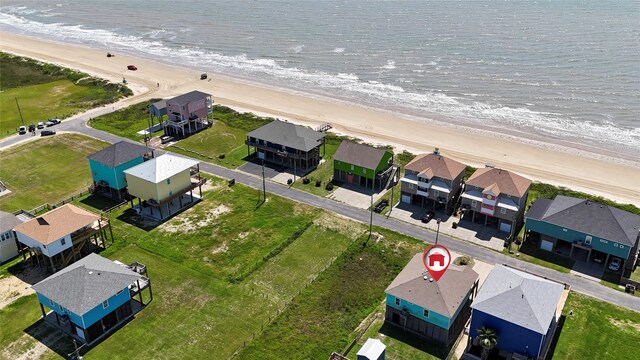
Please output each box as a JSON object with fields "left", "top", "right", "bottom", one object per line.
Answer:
{"left": 289, "top": 44, "right": 304, "bottom": 53}
{"left": 332, "top": 47, "right": 345, "bottom": 53}
{"left": 1, "top": 10, "right": 638, "bottom": 154}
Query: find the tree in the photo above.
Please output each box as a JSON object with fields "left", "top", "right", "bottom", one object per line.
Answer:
{"left": 477, "top": 326, "right": 498, "bottom": 360}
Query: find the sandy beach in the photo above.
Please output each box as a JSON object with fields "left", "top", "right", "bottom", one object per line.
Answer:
{"left": 1, "top": 32, "right": 638, "bottom": 205}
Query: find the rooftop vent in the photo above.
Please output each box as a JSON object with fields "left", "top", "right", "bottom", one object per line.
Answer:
{"left": 429, "top": 278, "right": 434, "bottom": 282}
{"left": 423, "top": 275, "right": 428, "bottom": 280}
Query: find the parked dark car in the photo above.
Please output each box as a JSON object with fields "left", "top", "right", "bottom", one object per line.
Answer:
{"left": 28, "top": 124, "right": 36, "bottom": 132}
{"left": 373, "top": 199, "right": 388, "bottom": 213}
{"left": 40, "top": 130, "right": 56, "bottom": 136}
{"left": 421, "top": 211, "right": 436, "bottom": 223}
{"left": 200, "top": 73, "right": 208, "bottom": 80}
{"left": 127, "top": 65, "right": 137, "bottom": 70}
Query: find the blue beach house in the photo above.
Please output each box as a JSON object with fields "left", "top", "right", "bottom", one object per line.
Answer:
{"left": 525, "top": 195, "right": 640, "bottom": 276}
{"left": 468, "top": 265, "right": 565, "bottom": 360}
{"left": 385, "top": 253, "right": 479, "bottom": 345}
{"left": 32, "top": 253, "right": 151, "bottom": 344}
{"left": 87, "top": 141, "right": 154, "bottom": 199}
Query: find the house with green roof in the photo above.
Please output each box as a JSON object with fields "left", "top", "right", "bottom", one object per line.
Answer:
{"left": 333, "top": 141, "right": 396, "bottom": 190}
{"left": 525, "top": 195, "right": 640, "bottom": 274}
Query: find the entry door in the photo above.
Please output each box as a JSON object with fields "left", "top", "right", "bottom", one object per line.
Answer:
{"left": 258, "top": 151, "right": 265, "bottom": 160}
{"left": 347, "top": 174, "right": 354, "bottom": 184}
{"left": 401, "top": 195, "right": 411, "bottom": 204}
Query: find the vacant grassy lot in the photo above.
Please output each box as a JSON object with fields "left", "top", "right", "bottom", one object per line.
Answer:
{"left": 88, "top": 100, "right": 163, "bottom": 142}
{"left": 0, "top": 53, "right": 131, "bottom": 138}
{"left": 549, "top": 292, "right": 640, "bottom": 359}
{"left": 290, "top": 133, "right": 348, "bottom": 196}
{"left": 0, "top": 134, "right": 109, "bottom": 212}
{"left": 236, "top": 229, "right": 426, "bottom": 359}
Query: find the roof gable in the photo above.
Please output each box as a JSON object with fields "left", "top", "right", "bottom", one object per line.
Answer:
{"left": 124, "top": 154, "right": 199, "bottom": 183}
{"left": 334, "top": 141, "right": 391, "bottom": 170}
{"left": 167, "top": 90, "right": 211, "bottom": 106}
{"left": 32, "top": 253, "right": 142, "bottom": 315}
{"left": 466, "top": 168, "right": 531, "bottom": 198}
{"left": 0, "top": 211, "right": 23, "bottom": 231}
{"left": 386, "top": 253, "right": 478, "bottom": 318}
{"left": 527, "top": 195, "right": 640, "bottom": 246}
{"left": 405, "top": 153, "right": 466, "bottom": 181}
{"left": 87, "top": 141, "right": 151, "bottom": 168}
{"left": 246, "top": 120, "right": 325, "bottom": 152}
{"left": 471, "top": 266, "right": 564, "bottom": 334}
{"left": 14, "top": 204, "right": 100, "bottom": 245}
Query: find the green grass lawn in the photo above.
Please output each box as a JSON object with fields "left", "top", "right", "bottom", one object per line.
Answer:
{"left": 0, "top": 53, "right": 131, "bottom": 138}
{"left": 0, "top": 134, "right": 109, "bottom": 212}
{"left": 236, "top": 228, "right": 426, "bottom": 359}
{"left": 87, "top": 100, "right": 163, "bottom": 142}
{"left": 290, "top": 133, "right": 348, "bottom": 196}
{"left": 167, "top": 105, "right": 272, "bottom": 169}
{"left": 549, "top": 292, "right": 640, "bottom": 360}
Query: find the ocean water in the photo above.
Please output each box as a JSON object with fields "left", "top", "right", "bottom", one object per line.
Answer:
{"left": 1, "top": 0, "right": 639, "bottom": 158}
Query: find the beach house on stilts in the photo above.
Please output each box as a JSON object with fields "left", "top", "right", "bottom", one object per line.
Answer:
{"left": 162, "top": 90, "right": 213, "bottom": 137}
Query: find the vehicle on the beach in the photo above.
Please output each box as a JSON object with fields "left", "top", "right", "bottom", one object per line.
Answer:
{"left": 421, "top": 210, "right": 436, "bottom": 223}
{"left": 37, "top": 121, "right": 45, "bottom": 129}
{"left": 107, "top": 52, "right": 114, "bottom": 57}
{"left": 200, "top": 73, "right": 207, "bottom": 80}
{"left": 18, "top": 126, "right": 27, "bottom": 135}
{"left": 127, "top": 65, "right": 137, "bottom": 70}
{"left": 609, "top": 257, "right": 622, "bottom": 271}
{"left": 40, "top": 130, "right": 56, "bottom": 137}
{"left": 46, "top": 118, "right": 61, "bottom": 126}
{"left": 28, "top": 124, "right": 36, "bottom": 132}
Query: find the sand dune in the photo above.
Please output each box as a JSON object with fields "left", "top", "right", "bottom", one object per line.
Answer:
{"left": 1, "top": 32, "right": 638, "bottom": 205}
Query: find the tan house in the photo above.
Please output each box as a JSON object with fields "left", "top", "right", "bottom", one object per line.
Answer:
{"left": 14, "top": 204, "right": 112, "bottom": 272}
{"left": 400, "top": 149, "right": 466, "bottom": 212}
{"left": 124, "top": 154, "right": 204, "bottom": 220}
{"left": 460, "top": 166, "right": 532, "bottom": 236}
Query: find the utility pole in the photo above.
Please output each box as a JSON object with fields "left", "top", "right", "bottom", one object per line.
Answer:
{"left": 369, "top": 194, "right": 373, "bottom": 238}
{"left": 262, "top": 159, "right": 267, "bottom": 202}
{"left": 15, "top": 97, "right": 25, "bottom": 126}
{"left": 389, "top": 184, "right": 394, "bottom": 216}
{"left": 435, "top": 218, "right": 442, "bottom": 245}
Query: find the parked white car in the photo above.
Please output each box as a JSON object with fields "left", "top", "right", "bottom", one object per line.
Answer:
{"left": 608, "top": 257, "right": 622, "bottom": 271}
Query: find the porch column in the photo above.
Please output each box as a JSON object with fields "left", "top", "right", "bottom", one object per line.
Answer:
{"left": 40, "top": 303, "right": 46, "bottom": 318}
{"left": 570, "top": 244, "right": 574, "bottom": 258}
{"left": 472, "top": 211, "right": 476, "bottom": 222}
{"left": 605, "top": 253, "right": 611, "bottom": 267}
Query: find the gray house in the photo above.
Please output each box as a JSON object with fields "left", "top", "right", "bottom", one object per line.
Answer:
{"left": 460, "top": 167, "right": 532, "bottom": 235}
{"left": 400, "top": 150, "right": 466, "bottom": 211}
{"left": 525, "top": 195, "right": 640, "bottom": 272}
{"left": 245, "top": 120, "right": 326, "bottom": 172}
{"left": 469, "top": 265, "right": 565, "bottom": 360}
{"left": 0, "top": 211, "right": 22, "bottom": 263}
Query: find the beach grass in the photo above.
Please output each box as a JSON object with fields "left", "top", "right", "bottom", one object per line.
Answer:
{"left": 0, "top": 52, "right": 132, "bottom": 138}
{"left": 548, "top": 292, "right": 640, "bottom": 360}
{"left": 0, "top": 133, "right": 109, "bottom": 213}
{"left": 87, "top": 100, "right": 164, "bottom": 142}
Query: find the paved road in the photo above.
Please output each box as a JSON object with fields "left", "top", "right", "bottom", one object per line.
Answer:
{"left": 3, "top": 112, "right": 639, "bottom": 312}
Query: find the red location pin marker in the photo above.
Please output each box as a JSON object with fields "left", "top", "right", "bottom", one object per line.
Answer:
{"left": 422, "top": 244, "right": 451, "bottom": 282}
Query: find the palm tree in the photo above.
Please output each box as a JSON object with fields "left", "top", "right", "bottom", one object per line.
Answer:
{"left": 477, "top": 326, "right": 498, "bottom": 360}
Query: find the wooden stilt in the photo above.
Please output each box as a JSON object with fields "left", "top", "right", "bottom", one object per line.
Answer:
{"left": 40, "top": 302, "right": 46, "bottom": 318}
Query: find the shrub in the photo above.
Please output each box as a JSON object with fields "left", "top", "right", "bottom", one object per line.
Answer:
{"left": 302, "top": 177, "right": 310, "bottom": 185}
{"left": 287, "top": 178, "right": 293, "bottom": 185}
{"left": 218, "top": 153, "right": 225, "bottom": 159}
{"left": 452, "top": 222, "right": 458, "bottom": 229}
{"left": 325, "top": 182, "right": 334, "bottom": 191}
{"left": 453, "top": 255, "right": 474, "bottom": 267}
{"left": 315, "top": 180, "right": 322, "bottom": 187}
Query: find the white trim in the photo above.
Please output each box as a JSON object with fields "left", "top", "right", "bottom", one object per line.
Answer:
{"left": 431, "top": 184, "right": 451, "bottom": 194}
{"left": 461, "top": 191, "right": 483, "bottom": 202}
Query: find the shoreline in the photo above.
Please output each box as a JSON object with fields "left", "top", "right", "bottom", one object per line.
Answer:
{"left": 1, "top": 32, "right": 639, "bottom": 205}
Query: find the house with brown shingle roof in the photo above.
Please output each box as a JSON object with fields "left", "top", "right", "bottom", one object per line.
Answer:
{"left": 460, "top": 166, "right": 532, "bottom": 235}
{"left": 333, "top": 141, "right": 395, "bottom": 190}
{"left": 400, "top": 149, "right": 466, "bottom": 211}
{"left": 385, "top": 253, "right": 479, "bottom": 346}
{"left": 14, "top": 204, "right": 112, "bottom": 272}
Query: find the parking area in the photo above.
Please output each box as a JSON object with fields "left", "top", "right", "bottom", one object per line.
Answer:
{"left": 327, "top": 184, "right": 387, "bottom": 209}
{"left": 237, "top": 159, "right": 287, "bottom": 180}
{"left": 389, "top": 203, "right": 507, "bottom": 251}
{"left": 570, "top": 260, "right": 605, "bottom": 282}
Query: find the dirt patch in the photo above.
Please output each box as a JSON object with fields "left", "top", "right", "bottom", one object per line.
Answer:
{"left": 608, "top": 316, "right": 640, "bottom": 333}
{"left": 199, "top": 181, "right": 222, "bottom": 193}
{"left": 211, "top": 242, "right": 228, "bottom": 255}
{"left": 2, "top": 322, "right": 65, "bottom": 360}
{"left": 160, "top": 204, "right": 231, "bottom": 234}
{"left": 0, "top": 267, "right": 48, "bottom": 310}
{"left": 314, "top": 214, "right": 364, "bottom": 239}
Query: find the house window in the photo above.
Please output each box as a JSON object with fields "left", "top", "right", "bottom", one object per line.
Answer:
{"left": 167, "top": 178, "right": 171, "bottom": 185}
{"left": 423, "top": 309, "right": 429, "bottom": 317}
{"left": 351, "top": 164, "right": 354, "bottom": 171}
{"left": 562, "top": 228, "right": 568, "bottom": 232}
{"left": 102, "top": 300, "right": 109, "bottom": 309}
{"left": 614, "top": 243, "right": 619, "bottom": 247}
{"left": 61, "top": 238, "right": 66, "bottom": 246}
{"left": 362, "top": 167, "right": 366, "bottom": 174}
{"left": 585, "top": 235, "right": 592, "bottom": 245}
{"left": 395, "top": 298, "right": 400, "bottom": 306}
{"left": 50, "top": 299, "right": 55, "bottom": 306}
{"left": 409, "top": 184, "right": 413, "bottom": 189}
{"left": 434, "top": 190, "right": 440, "bottom": 197}
{"left": 0, "top": 234, "right": 4, "bottom": 241}
{"left": 471, "top": 200, "right": 477, "bottom": 207}
{"left": 500, "top": 208, "right": 507, "bottom": 214}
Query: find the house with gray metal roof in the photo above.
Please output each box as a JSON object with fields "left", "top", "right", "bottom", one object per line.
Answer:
{"left": 0, "top": 211, "right": 23, "bottom": 263}
{"left": 87, "top": 141, "right": 155, "bottom": 199}
{"left": 245, "top": 120, "right": 326, "bottom": 172}
{"left": 385, "top": 253, "right": 479, "bottom": 346}
{"left": 333, "top": 141, "right": 397, "bottom": 191}
{"left": 525, "top": 195, "right": 640, "bottom": 273}
{"left": 32, "top": 253, "right": 151, "bottom": 344}
{"left": 468, "top": 265, "right": 566, "bottom": 360}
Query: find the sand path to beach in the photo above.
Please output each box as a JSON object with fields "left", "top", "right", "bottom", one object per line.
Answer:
{"left": 1, "top": 32, "right": 638, "bottom": 205}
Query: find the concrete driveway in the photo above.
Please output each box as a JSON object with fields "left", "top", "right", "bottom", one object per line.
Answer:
{"left": 328, "top": 183, "right": 387, "bottom": 209}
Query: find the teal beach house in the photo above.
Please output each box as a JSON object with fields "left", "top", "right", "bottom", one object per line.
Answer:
{"left": 32, "top": 253, "right": 152, "bottom": 344}
{"left": 384, "top": 253, "right": 478, "bottom": 345}
{"left": 87, "top": 141, "right": 154, "bottom": 199}
{"left": 333, "top": 141, "right": 397, "bottom": 191}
